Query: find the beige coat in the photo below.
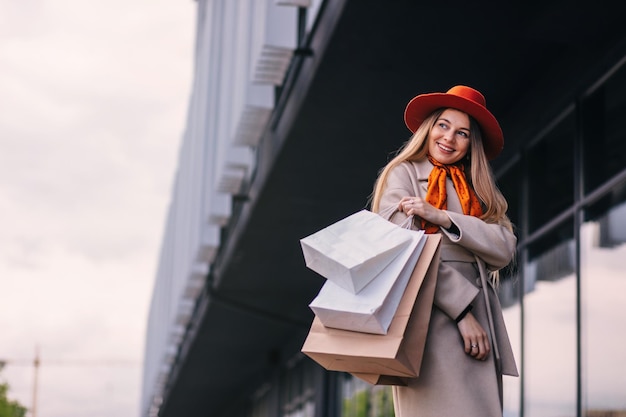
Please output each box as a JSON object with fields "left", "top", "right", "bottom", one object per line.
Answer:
{"left": 379, "top": 159, "right": 518, "bottom": 417}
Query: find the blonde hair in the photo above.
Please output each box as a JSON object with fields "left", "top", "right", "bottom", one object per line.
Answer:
{"left": 371, "top": 110, "right": 442, "bottom": 213}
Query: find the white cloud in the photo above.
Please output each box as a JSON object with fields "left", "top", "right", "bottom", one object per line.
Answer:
{"left": 0, "top": 0, "right": 195, "bottom": 416}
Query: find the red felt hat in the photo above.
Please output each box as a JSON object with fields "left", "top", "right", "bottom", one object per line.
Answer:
{"left": 403, "top": 85, "right": 504, "bottom": 160}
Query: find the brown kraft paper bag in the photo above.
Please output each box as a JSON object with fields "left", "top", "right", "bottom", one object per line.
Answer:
{"left": 301, "top": 234, "right": 441, "bottom": 382}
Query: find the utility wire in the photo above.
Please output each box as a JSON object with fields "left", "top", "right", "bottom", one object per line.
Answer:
{"left": 2, "top": 358, "right": 140, "bottom": 367}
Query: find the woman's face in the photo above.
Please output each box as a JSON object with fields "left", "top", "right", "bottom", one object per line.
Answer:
{"left": 427, "top": 108, "right": 471, "bottom": 165}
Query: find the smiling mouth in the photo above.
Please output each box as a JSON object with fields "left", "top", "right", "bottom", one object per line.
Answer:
{"left": 437, "top": 142, "right": 455, "bottom": 153}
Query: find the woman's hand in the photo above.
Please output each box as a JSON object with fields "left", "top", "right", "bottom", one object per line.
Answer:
{"left": 457, "top": 312, "right": 491, "bottom": 360}
{"left": 398, "top": 196, "right": 452, "bottom": 229}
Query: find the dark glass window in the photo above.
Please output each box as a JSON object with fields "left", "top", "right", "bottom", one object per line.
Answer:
{"left": 582, "top": 63, "right": 626, "bottom": 193}
{"left": 526, "top": 112, "right": 576, "bottom": 232}
{"left": 497, "top": 160, "right": 522, "bottom": 237}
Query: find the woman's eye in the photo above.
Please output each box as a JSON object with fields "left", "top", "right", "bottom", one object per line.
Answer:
{"left": 457, "top": 131, "right": 469, "bottom": 138}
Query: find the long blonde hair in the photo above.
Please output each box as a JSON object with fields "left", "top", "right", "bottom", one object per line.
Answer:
{"left": 370, "top": 108, "right": 513, "bottom": 232}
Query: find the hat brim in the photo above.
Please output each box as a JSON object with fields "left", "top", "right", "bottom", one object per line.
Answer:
{"left": 404, "top": 93, "right": 504, "bottom": 160}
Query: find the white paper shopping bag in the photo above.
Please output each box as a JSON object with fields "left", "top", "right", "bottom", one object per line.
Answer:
{"left": 308, "top": 229, "right": 425, "bottom": 335}
{"left": 300, "top": 210, "right": 413, "bottom": 294}
{"left": 302, "top": 235, "right": 442, "bottom": 379}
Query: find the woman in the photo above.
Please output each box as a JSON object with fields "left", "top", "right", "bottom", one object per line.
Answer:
{"left": 370, "top": 85, "right": 518, "bottom": 417}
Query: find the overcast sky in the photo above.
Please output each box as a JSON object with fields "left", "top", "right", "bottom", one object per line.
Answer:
{"left": 0, "top": 1, "right": 195, "bottom": 416}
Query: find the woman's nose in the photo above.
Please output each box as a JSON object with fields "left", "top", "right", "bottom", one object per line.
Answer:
{"left": 442, "top": 130, "right": 455, "bottom": 141}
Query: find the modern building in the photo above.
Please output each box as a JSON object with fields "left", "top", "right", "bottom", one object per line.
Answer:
{"left": 141, "top": 1, "right": 626, "bottom": 416}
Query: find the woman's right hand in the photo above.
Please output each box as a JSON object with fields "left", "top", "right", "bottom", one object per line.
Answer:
{"left": 457, "top": 312, "right": 491, "bottom": 360}
{"left": 398, "top": 196, "right": 452, "bottom": 228}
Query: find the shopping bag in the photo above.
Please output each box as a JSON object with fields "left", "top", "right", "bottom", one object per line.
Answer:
{"left": 301, "top": 234, "right": 441, "bottom": 379}
{"left": 308, "top": 229, "right": 425, "bottom": 335}
{"left": 300, "top": 210, "right": 413, "bottom": 294}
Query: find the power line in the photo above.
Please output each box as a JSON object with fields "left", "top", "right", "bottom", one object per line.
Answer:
{"left": 1, "top": 358, "right": 140, "bottom": 367}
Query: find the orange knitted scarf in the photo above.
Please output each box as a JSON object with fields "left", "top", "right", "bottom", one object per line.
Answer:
{"left": 421, "top": 156, "right": 484, "bottom": 234}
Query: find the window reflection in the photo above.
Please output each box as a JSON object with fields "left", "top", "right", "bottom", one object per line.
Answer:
{"left": 501, "top": 275, "right": 522, "bottom": 417}
{"left": 280, "top": 357, "right": 316, "bottom": 417}
{"left": 582, "top": 195, "right": 626, "bottom": 414}
{"left": 339, "top": 374, "right": 394, "bottom": 417}
{"left": 524, "top": 223, "right": 577, "bottom": 417}
{"left": 582, "top": 62, "right": 626, "bottom": 193}
{"left": 251, "top": 384, "right": 273, "bottom": 417}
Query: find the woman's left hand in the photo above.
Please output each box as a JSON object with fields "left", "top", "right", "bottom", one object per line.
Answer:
{"left": 398, "top": 196, "right": 451, "bottom": 228}
{"left": 457, "top": 312, "right": 491, "bottom": 360}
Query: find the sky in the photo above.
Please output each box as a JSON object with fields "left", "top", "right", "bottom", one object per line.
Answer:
{"left": 0, "top": 1, "right": 195, "bottom": 416}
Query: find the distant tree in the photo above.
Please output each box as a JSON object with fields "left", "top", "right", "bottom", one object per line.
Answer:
{"left": 0, "top": 382, "right": 27, "bottom": 417}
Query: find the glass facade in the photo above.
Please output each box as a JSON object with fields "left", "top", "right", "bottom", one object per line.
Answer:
{"left": 498, "top": 55, "right": 626, "bottom": 417}
{"left": 579, "top": 57, "right": 626, "bottom": 415}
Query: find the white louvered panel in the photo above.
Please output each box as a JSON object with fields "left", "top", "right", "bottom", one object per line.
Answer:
{"left": 174, "top": 298, "right": 196, "bottom": 326}
{"left": 253, "top": 45, "right": 294, "bottom": 85}
{"left": 216, "top": 146, "right": 254, "bottom": 194}
{"left": 167, "top": 324, "right": 186, "bottom": 345}
{"left": 162, "top": 344, "right": 178, "bottom": 365}
{"left": 232, "top": 105, "right": 273, "bottom": 146}
{"left": 251, "top": 1, "right": 297, "bottom": 86}
{"left": 208, "top": 192, "right": 232, "bottom": 226}
{"left": 275, "top": 0, "right": 311, "bottom": 6}
{"left": 184, "top": 263, "right": 208, "bottom": 299}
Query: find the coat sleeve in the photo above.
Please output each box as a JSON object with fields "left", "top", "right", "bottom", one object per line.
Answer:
{"left": 378, "top": 163, "right": 420, "bottom": 224}
{"left": 434, "top": 263, "right": 480, "bottom": 321}
{"left": 441, "top": 210, "right": 517, "bottom": 270}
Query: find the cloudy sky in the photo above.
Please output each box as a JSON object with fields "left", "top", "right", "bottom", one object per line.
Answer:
{"left": 0, "top": 1, "right": 195, "bottom": 416}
